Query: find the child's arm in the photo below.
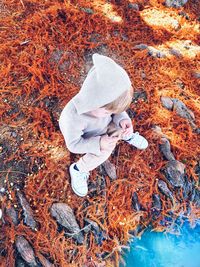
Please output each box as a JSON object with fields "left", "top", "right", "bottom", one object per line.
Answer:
{"left": 59, "top": 112, "right": 102, "bottom": 155}
{"left": 112, "top": 111, "right": 132, "bottom": 127}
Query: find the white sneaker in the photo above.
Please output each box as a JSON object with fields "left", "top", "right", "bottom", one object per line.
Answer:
{"left": 69, "top": 163, "right": 90, "bottom": 197}
{"left": 122, "top": 132, "right": 148, "bottom": 149}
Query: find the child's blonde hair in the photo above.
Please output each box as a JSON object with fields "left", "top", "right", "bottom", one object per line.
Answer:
{"left": 102, "top": 86, "right": 134, "bottom": 114}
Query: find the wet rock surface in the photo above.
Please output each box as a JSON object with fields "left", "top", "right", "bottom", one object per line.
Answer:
{"left": 84, "top": 218, "right": 107, "bottom": 246}
{"left": 165, "top": 0, "right": 189, "bottom": 8}
{"left": 160, "top": 96, "right": 196, "bottom": 128}
{"left": 152, "top": 194, "right": 162, "bottom": 218}
{"left": 16, "top": 191, "right": 38, "bottom": 231}
{"left": 15, "top": 236, "right": 38, "bottom": 267}
{"left": 50, "top": 203, "right": 84, "bottom": 244}
{"left": 101, "top": 160, "right": 117, "bottom": 180}
{"left": 158, "top": 180, "right": 174, "bottom": 203}
{"left": 5, "top": 206, "right": 19, "bottom": 225}
{"left": 159, "top": 137, "right": 175, "bottom": 161}
{"left": 162, "top": 160, "right": 185, "bottom": 188}
{"left": 131, "top": 192, "right": 141, "bottom": 211}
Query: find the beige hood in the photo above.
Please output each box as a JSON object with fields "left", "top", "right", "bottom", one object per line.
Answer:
{"left": 72, "top": 53, "right": 132, "bottom": 115}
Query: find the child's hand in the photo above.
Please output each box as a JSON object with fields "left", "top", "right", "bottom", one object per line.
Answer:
{"left": 100, "top": 134, "right": 120, "bottom": 151}
{"left": 119, "top": 119, "right": 133, "bottom": 136}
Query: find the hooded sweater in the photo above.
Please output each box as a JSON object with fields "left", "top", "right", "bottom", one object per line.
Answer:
{"left": 59, "top": 53, "right": 132, "bottom": 156}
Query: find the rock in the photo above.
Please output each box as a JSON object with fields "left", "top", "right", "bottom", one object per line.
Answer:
{"left": 169, "top": 48, "right": 183, "bottom": 58}
{"left": 193, "top": 72, "right": 200, "bottom": 79}
{"left": 79, "top": 7, "right": 94, "bottom": 14}
{"left": 194, "top": 128, "right": 200, "bottom": 134}
{"left": 16, "top": 191, "right": 38, "bottom": 231}
{"left": 37, "top": 252, "right": 54, "bottom": 267}
{"left": 128, "top": 3, "right": 139, "bottom": 10}
{"left": 191, "top": 188, "right": 200, "bottom": 207}
{"left": 165, "top": 0, "right": 188, "bottom": 8}
{"left": 162, "top": 160, "right": 185, "bottom": 188}
{"left": 15, "top": 258, "right": 28, "bottom": 267}
{"left": 152, "top": 194, "right": 162, "bottom": 213}
{"left": 172, "top": 98, "right": 195, "bottom": 121}
{"left": 152, "top": 125, "right": 168, "bottom": 138}
{"left": 0, "top": 208, "right": 2, "bottom": 220}
{"left": 131, "top": 192, "right": 141, "bottom": 211}
{"left": 182, "top": 175, "right": 194, "bottom": 200}
{"left": 84, "top": 218, "right": 107, "bottom": 246}
{"left": 48, "top": 49, "right": 64, "bottom": 64}
{"left": 15, "top": 236, "right": 38, "bottom": 266}
{"left": 5, "top": 206, "right": 19, "bottom": 225}
{"left": 133, "top": 89, "right": 148, "bottom": 102}
{"left": 160, "top": 96, "right": 174, "bottom": 110}
{"left": 161, "top": 96, "right": 195, "bottom": 128}
{"left": 158, "top": 180, "right": 174, "bottom": 203}
{"left": 101, "top": 160, "right": 117, "bottom": 180}
{"left": 159, "top": 137, "right": 175, "bottom": 161}
{"left": 133, "top": 43, "right": 148, "bottom": 50}
{"left": 178, "top": 11, "right": 190, "bottom": 20}
{"left": 147, "top": 46, "right": 167, "bottom": 58}
{"left": 50, "top": 203, "right": 84, "bottom": 244}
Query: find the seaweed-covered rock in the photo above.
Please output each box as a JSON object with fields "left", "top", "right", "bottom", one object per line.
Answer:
{"left": 148, "top": 46, "right": 167, "bottom": 58}
{"left": 158, "top": 180, "right": 174, "bottom": 203}
{"left": 15, "top": 236, "right": 38, "bottom": 266}
{"left": 15, "top": 258, "right": 28, "bottom": 267}
{"left": 191, "top": 188, "right": 200, "bottom": 207}
{"left": 5, "top": 206, "right": 19, "bottom": 225}
{"left": 133, "top": 43, "right": 148, "bottom": 50}
{"left": 160, "top": 96, "right": 174, "bottom": 110}
{"left": 173, "top": 98, "right": 195, "bottom": 121}
{"left": 128, "top": 3, "right": 139, "bottom": 10}
{"left": 101, "top": 160, "right": 117, "bottom": 180}
{"left": 162, "top": 160, "right": 185, "bottom": 188}
{"left": 84, "top": 218, "right": 107, "bottom": 246}
{"left": 165, "top": 0, "right": 188, "bottom": 8}
{"left": 161, "top": 97, "right": 196, "bottom": 128}
{"left": 152, "top": 194, "right": 162, "bottom": 215}
{"left": 159, "top": 137, "right": 175, "bottom": 161}
{"left": 50, "top": 203, "right": 84, "bottom": 244}
{"left": 182, "top": 175, "right": 194, "bottom": 200}
{"left": 37, "top": 252, "right": 54, "bottom": 267}
{"left": 16, "top": 191, "right": 38, "bottom": 231}
{"left": 131, "top": 192, "right": 141, "bottom": 211}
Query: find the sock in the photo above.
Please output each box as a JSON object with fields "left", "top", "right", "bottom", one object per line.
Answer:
{"left": 74, "top": 164, "right": 79, "bottom": 171}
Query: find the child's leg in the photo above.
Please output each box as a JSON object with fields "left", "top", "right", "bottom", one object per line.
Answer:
{"left": 76, "top": 148, "right": 113, "bottom": 173}
{"left": 75, "top": 122, "right": 124, "bottom": 173}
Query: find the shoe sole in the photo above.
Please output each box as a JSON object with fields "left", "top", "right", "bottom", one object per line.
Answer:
{"left": 69, "top": 164, "right": 88, "bottom": 197}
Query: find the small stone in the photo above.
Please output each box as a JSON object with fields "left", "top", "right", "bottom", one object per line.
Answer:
{"left": 133, "top": 43, "right": 148, "bottom": 50}
{"left": 0, "top": 187, "right": 5, "bottom": 193}
{"left": 160, "top": 96, "right": 173, "bottom": 110}
{"left": 0, "top": 209, "right": 2, "bottom": 219}
{"left": 193, "top": 72, "right": 200, "bottom": 79}
{"left": 128, "top": 3, "right": 139, "bottom": 10}
{"left": 165, "top": 0, "right": 188, "bottom": 8}
{"left": 80, "top": 7, "right": 94, "bottom": 14}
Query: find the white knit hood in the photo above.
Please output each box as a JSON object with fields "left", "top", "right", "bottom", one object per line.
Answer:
{"left": 72, "top": 53, "right": 132, "bottom": 115}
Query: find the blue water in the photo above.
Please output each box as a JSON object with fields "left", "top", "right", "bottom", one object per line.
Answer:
{"left": 121, "top": 221, "right": 200, "bottom": 267}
